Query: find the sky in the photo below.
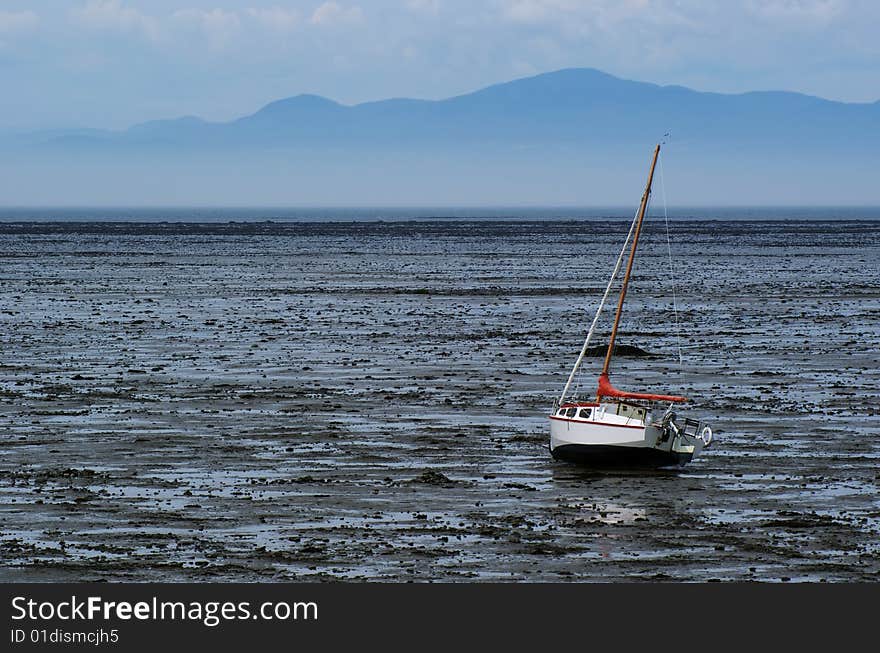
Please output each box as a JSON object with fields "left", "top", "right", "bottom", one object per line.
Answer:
{"left": 1, "top": 0, "right": 879, "bottom": 131}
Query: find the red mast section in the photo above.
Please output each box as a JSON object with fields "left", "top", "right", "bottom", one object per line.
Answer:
{"left": 597, "top": 144, "right": 687, "bottom": 404}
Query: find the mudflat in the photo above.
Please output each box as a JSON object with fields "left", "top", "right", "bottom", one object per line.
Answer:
{"left": 0, "top": 219, "right": 878, "bottom": 581}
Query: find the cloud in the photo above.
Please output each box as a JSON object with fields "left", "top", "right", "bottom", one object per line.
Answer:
{"left": 746, "top": 0, "right": 843, "bottom": 26}
{"left": 503, "top": 0, "right": 553, "bottom": 24}
{"left": 71, "top": 0, "right": 160, "bottom": 42}
{"left": 0, "top": 10, "right": 39, "bottom": 34}
{"left": 310, "top": 2, "right": 364, "bottom": 26}
{"left": 405, "top": 0, "right": 441, "bottom": 14}
{"left": 172, "top": 8, "right": 241, "bottom": 49}
{"left": 245, "top": 6, "right": 300, "bottom": 32}
{"left": 500, "top": 0, "right": 695, "bottom": 30}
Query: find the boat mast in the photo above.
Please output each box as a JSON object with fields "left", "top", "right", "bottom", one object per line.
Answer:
{"left": 556, "top": 210, "right": 639, "bottom": 407}
{"left": 597, "top": 144, "right": 660, "bottom": 397}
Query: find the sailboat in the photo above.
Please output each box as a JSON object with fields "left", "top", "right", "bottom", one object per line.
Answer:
{"left": 549, "top": 144, "right": 712, "bottom": 467}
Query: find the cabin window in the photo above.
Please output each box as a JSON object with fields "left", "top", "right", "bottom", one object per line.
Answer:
{"left": 565, "top": 408, "right": 576, "bottom": 417}
{"left": 578, "top": 408, "right": 591, "bottom": 419}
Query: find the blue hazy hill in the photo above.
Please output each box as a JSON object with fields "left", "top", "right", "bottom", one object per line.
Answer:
{"left": 26, "top": 67, "right": 878, "bottom": 151}
{"left": 3, "top": 68, "right": 879, "bottom": 205}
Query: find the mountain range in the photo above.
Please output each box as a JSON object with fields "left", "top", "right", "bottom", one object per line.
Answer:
{"left": 3, "top": 68, "right": 878, "bottom": 206}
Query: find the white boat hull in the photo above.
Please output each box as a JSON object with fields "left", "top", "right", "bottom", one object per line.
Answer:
{"left": 549, "top": 413, "right": 703, "bottom": 468}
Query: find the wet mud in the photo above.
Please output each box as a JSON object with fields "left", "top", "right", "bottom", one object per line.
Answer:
{"left": 0, "top": 219, "right": 878, "bottom": 582}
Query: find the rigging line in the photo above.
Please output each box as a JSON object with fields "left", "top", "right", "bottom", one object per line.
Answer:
{"left": 658, "top": 155, "right": 684, "bottom": 372}
{"left": 557, "top": 206, "right": 640, "bottom": 406}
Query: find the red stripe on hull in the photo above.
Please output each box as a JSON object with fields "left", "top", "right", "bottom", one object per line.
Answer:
{"left": 548, "top": 415, "right": 646, "bottom": 430}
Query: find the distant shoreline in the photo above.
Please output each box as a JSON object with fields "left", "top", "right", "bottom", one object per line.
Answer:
{"left": 1, "top": 206, "right": 879, "bottom": 223}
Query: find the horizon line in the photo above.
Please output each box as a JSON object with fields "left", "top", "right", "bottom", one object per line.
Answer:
{"left": 2, "top": 203, "right": 880, "bottom": 210}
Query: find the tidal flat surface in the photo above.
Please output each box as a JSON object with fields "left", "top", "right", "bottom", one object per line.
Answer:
{"left": 0, "top": 219, "right": 878, "bottom": 582}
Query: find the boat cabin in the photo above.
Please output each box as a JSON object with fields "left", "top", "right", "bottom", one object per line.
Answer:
{"left": 554, "top": 401, "right": 649, "bottom": 425}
